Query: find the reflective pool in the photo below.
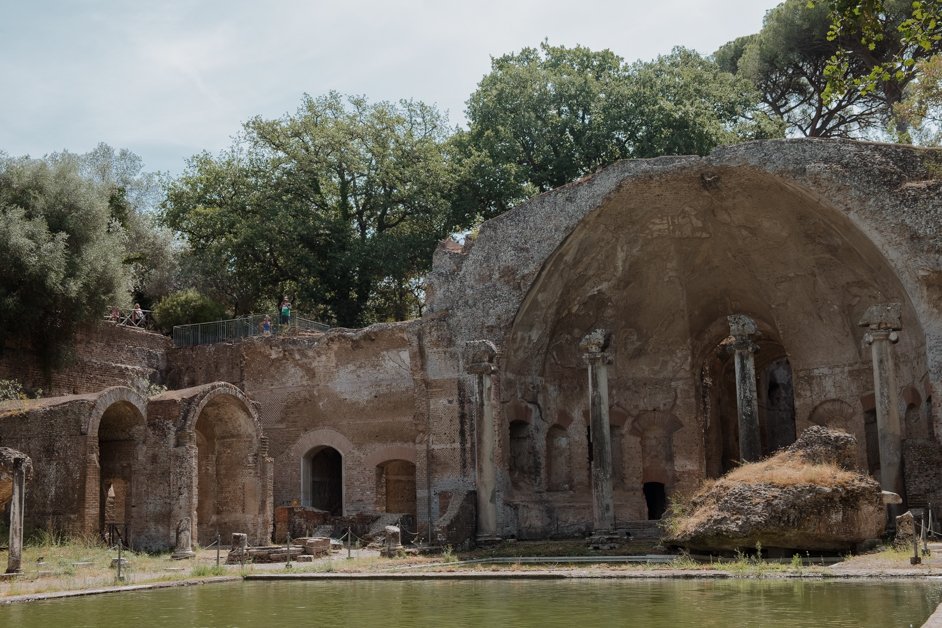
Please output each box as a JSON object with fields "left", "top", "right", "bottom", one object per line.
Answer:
{"left": 1, "top": 578, "right": 940, "bottom": 627}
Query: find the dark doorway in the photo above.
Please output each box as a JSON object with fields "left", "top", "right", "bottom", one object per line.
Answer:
{"left": 311, "top": 447, "right": 343, "bottom": 515}
{"left": 643, "top": 482, "right": 667, "bottom": 520}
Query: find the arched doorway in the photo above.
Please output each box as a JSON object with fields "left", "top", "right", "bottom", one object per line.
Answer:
{"left": 97, "top": 401, "right": 145, "bottom": 544}
{"left": 643, "top": 482, "right": 667, "bottom": 520}
{"left": 376, "top": 459, "right": 416, "bottom": 520}
{"left": 306, "top": 447, "right": 343, "bottom": 515}
{"left": 193, "top": 394, "right": 260, "bottom": 545}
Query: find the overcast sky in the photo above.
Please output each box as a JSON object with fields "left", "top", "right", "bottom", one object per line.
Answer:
{"left": 0, "top": 1, "right": 783, "bottom": 174}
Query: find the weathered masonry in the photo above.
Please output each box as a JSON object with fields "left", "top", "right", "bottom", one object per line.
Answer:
{"left": 2, "top": 139, "right": 941, "bottom": 546}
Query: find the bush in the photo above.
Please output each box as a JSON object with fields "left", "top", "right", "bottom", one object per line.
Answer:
{"left": 152, "top": 289, "right": 226, "bottom": 333}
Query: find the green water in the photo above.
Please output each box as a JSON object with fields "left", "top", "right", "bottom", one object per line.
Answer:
{"left": 1, "top": 579, "right": 940, "bottom": 627}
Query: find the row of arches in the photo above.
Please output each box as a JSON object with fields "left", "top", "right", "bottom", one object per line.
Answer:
{"left": 81, "top": 385, "right": 270, "bottom": 550}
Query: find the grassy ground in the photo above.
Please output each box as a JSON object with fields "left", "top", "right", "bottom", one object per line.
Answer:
{"left": 2, "top": 537, "right": 939, "bottom": 599}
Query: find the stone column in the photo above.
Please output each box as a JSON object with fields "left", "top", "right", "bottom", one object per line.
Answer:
{"left": 728, "top": 315, "right": 761, "bottom": 463}
{"left": 580, "top": 329, "right": 615, "bottom": 532}
{"left": 6, "top": 456, "right": 27, "bottom": 574}
{"left": 859, "top": 304, "right": 904, "bottom": 500}
{"left": 465, "top": 340, "right": 500, "bottom": 542}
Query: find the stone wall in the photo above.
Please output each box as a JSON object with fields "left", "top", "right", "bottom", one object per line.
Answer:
{"left": 0, "top": 323, "right": 170, "bottom": 397}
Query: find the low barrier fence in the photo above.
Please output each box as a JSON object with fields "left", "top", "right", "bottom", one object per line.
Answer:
{"left": 172, "top": 314, "right": 329, "bottom": 347}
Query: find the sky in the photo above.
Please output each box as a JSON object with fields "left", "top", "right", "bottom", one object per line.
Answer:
{"left": 0, "top": 0, "right": 784, "bottom": 175}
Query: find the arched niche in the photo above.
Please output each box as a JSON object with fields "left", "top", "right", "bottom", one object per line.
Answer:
{"left": 83, "top": 387, "right": 147, "bottom": 544}
{"left": 499, "top": 167, "right": 926, "bottom": 496}
{"left": 189, "top": 390, "right": 262, "bottom": 545}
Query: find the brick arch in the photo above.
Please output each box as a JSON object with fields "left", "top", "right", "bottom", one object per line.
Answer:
{"left": 363, "top": 445, "right": 416, "bottom": 469}
{"left": 179, "top": 382, "right": 262, "bottom": 441}
{"left": 82, "top": 386, "right": 148, "bottom": 540}
{"left": 84, "top": 386, "right": 147, "bottom": 437}
{"left": 287, "top": 428, "right": 356, "bottom": 462}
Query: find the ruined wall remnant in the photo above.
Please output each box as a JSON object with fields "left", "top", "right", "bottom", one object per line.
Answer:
{"left": 0, "top": 383, "right": 272, "bottom": 551}
{"left": 2, "top": 139, "right": 941, "bottom": 546}
{"left": 0, "top": 323, "right": 170, "bottom": 397}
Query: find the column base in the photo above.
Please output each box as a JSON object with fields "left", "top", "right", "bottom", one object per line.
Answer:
{"left": 475, "top": 534, "right": 502, "bottom": 546}
{"left": 171, "top": 550, "right": 195, "bottom": 560}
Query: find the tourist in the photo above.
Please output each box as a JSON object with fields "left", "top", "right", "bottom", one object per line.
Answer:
{"left": 280, "top": 297, "right": 291, "bottom": 325}
{"left": 131, "top": 303, "right": 144, "bottom": 326}
{"left": 261, "top": 314, "right": 272, "bottom": 336}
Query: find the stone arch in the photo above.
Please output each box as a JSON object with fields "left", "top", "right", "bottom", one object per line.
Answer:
{"left": 286, "top": 429, "right": 355, "bottom": 513}
{"left": 82, "top": 387, "right": 148, "bottom": 542}
{"left": 180, "top": 383, "right": 267, "bottom": 545}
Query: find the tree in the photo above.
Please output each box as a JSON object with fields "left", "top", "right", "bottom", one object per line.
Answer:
{"left": 162, "top": 93, "right": 457, "bottom": 327}
{"left": 0, "top": 153, "right": 132, "bottom": 366}
{"left": 815, "top": 0, "right": 942, "bottom": 136}
{"left": 77, "top": 143, "right": 180, "bottom": 305}
{"left": 457, "top": 43, "right": 779, "bottom": 219}
{"left": 716, "top": 0, "right": 886, "bottom": 137}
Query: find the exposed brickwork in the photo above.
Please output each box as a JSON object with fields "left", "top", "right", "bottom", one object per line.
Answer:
{"left": 0, "top": 323, "right": 170, "bottom": 397}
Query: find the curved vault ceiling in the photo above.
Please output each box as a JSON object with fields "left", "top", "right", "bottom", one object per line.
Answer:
{"left": 504, "top": 167, "right": 926, "bottom": 390}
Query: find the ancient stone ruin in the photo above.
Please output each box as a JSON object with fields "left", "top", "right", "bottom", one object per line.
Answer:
{"left": 1, "top": 138, "right": 941, "bottom": 550}
{"left": 666, "top": 427, "right": 886, "bottom": 553}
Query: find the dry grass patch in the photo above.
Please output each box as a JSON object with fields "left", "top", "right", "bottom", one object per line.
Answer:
{"left": 722, "top": 452, "right": 859, "bottom": 488}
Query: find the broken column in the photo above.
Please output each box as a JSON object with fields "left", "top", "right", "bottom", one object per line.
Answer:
{"left": 580, "top": 329, "right": 615, "bottom": 532}
{"left": 2, "top": 448, "right": 31, "bottom": 575}
{"left": 465, "top": 340, "right": 501, "bottom": 542}
{"left": 728, "top": 315, "right": 761, "bottom": 463}
{"left": 859, "top": 304, "right": 904, "bottom": 502}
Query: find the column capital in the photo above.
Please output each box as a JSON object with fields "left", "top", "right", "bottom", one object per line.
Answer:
{"left": 864, "top": 329, "right": 900, "bottom": 346}
{"left": 858, "top": 303, "right": 902, "bottom": 331}
{"left": 727, "top": 314, "right": 759, "bottom": 354}
{"left": 580, "top": 329, "right": 613, "bottom": 364}
{"left": 464, "top": 340, "right": 498, "bottom": 375}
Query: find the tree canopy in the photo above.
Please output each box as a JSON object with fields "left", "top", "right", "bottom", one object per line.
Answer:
{"left": 455, "top": 43, "right": 780, "bottom": 219}
{"left": 161, "top": 92, "right": 458, "bottom": 327}
{"left": 0, "top": 152, "right": 133, "bottom": 365}
{"left": 815, "top": 0, "right": 942, "bottom": 137}
{"left": 716, "top": 0, "right": 886, "bottom": 137}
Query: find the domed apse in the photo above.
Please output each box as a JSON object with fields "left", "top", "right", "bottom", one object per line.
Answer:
{"left": 501, "top": 166, "right": 927, "bottom": 524}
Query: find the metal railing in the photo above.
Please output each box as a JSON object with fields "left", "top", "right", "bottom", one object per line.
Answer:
{"left": 104, "top": 307, "right": 156, "bottom": 330}
{"left": 172, "top": 314, "right": 329, "bottom": 347}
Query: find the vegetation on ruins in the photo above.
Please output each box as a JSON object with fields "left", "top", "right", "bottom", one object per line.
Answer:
{"left": 0, "top": 146, "right": 176, "bottom": 366}
{"left": 161, "top": 93, "right": 458, "bottom": 327}
{"left": 152, "top": 289, "right": 227, "bottom": 334}
{"left": 0, "top": 153, "right": 132, "bottom": 367}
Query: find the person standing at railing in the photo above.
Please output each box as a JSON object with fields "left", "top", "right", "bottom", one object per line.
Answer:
{"left": 280, "top": 297, "right": 291, "bottom": 325}
{"left": 131, "top": 303, "right": 144, "bottom": 326}
{"left": 261, "top": 314, "right": 272, "bottom": 336}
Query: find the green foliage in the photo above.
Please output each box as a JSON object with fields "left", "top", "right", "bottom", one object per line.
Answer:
{"left": 0, "top": 379, "right": 27, "bottom": 401}
{"left": 0, "top": 154, "right": 132, "bottom": 367}
{"left": 152, "top": 289, "right": 226, "bottom": 333}
{"left": 162, "top": 92, "right": 458, "bottom": 327}
{"left": 813, "top": 0, "right": 942, "bottom": 137}
{"left": 718, "top": 0, "right": 886, "bottom": 137}
{"left": 457, "top": 43, "right": 779, "bottom": 219}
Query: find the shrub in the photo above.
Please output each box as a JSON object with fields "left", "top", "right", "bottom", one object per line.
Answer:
{"left": 152, "top": 289, "right": 226, "bottom": 333}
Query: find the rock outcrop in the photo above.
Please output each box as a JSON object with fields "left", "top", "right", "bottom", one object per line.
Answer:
{"left": 667, "top": 427, "right": 884, "bottom": 553}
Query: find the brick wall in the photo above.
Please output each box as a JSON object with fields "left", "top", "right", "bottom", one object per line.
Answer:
{"left": 0, "top": 323, "right": 170, "bottom": 397}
